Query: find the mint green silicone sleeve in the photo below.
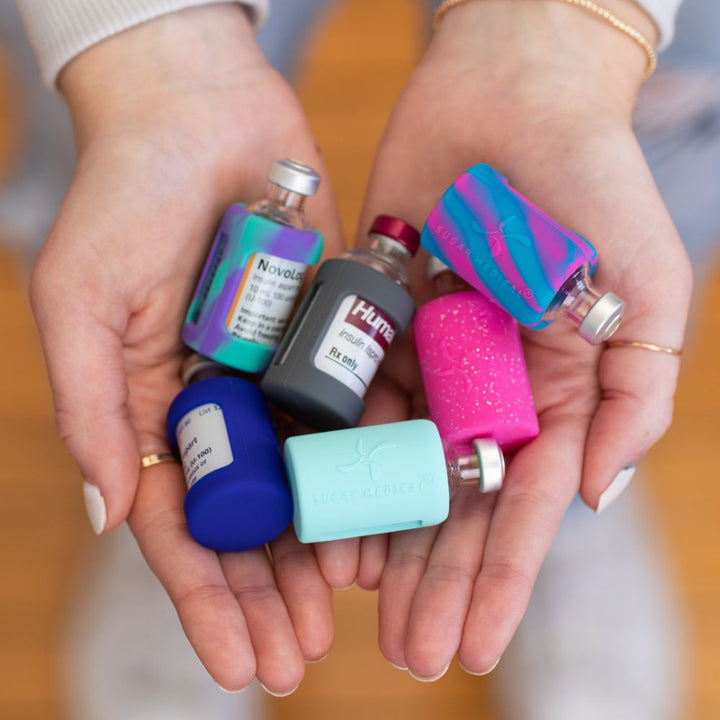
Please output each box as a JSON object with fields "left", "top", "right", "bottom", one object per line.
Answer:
{"left": 283, "top": 419, "right": 450, "bottom": 543}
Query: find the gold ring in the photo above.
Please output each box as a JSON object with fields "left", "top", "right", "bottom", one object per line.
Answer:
{"left": 140, "top": 453, "right": 180, "bottom": 469}
{"left": 605, "top": 340, "right": 682, "bottom": 356}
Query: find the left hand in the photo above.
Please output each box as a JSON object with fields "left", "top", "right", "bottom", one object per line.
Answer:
{"left": 29, "top": 6, "right": 344, "bottom": 693}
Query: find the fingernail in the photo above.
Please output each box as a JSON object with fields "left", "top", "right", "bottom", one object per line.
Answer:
{"left": 259, "top": 681, "right": 298, "bottom": 698}
{"left": 460, "top": 657, "right": 500, "bottom": 676}
{"left": 409, "top": 662, "right": 450, "bottom": 683}
{"left": 596, "top": 465, "right": 636, "bottom": 515}
{"left": 306, "top": 651, "right": 329, "bottom": 664}
{"left": 335, "top": 581, "right": 357, "bottom": 590}
{"left": 215, "top": 681, "right": 245, "bottom": 694}
{"left": 389, "top": 660, "right": 408, "bottom": 671}
{"left": 83, "top": 481, "right": 106, "bottom": 534}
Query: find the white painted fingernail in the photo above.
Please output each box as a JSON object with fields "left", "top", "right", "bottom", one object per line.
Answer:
{"left": 409, "top": 662, "right": 450, "bottom": 683}
{"left": 460, "top": 657, "right": 500, "bottom": 676}
{"left": 215, "top": 681, "right": 245, "bottom": 694}
{"left": 83, "top": 481, "right": 106, "bottom": 534}
{"left": 259, "top": 681, "right": 298, "bottom": 698}
{"left": 596, "top": 465, "right": 636, "bottom": 515}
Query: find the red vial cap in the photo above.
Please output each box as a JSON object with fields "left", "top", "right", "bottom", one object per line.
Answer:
{"left": 369, "top": 214, "right": 420, "bottom": 256}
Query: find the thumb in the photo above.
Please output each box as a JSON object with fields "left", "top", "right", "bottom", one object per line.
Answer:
{"left": 30, "top": 254, "right": 140, "bottom": 534}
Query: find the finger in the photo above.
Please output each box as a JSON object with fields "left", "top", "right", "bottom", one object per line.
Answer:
{"left": 361, "top": 371, "right": 412, "bottom": 426}
{"left": 403, "top": 489, "right": 496, "bottom": 679}
{"left": 127, "top": 462, "right": 256, "bottom": 691}
{"left": 30, "top": 253, "right": 139, "bottom": 533}
{"left": 270, "top": 528, "right": 334, "bottom": 661}
{"left": 377, "top": 526, "right": 439, "bottom": 669}
{"left": 357, "top": 534, "right": 388, "bottom": 590}
{"left": 458, "top": 412, "right": 586, "bottom": 673}
{"left": 219, "top": 548, "right": 305, "bottom": 697}
{"left": 581, "top": 303, "right": 689, "bottom": 511}
{"left": 343, "top": 373, "right": 410, "bottom": 592}
{"left": 311, "top": 371, "right": 412, "bottom": 591}
{"left": 529, "top": 161, "right": 692, "bottom": 512}
{"left": 314, "top": 538, "right": 360, "bottom": 589}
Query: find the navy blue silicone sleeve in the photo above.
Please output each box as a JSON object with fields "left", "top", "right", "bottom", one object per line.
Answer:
{"left": 167, "top": 376, "right": 292, "bottom": 552}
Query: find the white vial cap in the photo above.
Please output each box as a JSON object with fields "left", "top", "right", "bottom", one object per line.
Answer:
{"left": 578, "top": 292, "right": 625, "bottom": 344}
{"left": 426, "top": 255, "right": 450, "bottom": 279}
{"left": 268, "top": 159, "right": 321, "bottom": 196}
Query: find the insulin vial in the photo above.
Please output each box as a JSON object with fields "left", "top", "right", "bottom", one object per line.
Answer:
{"left": 420, "top": 163, "right": 624, "bottom": 344}
{"left": 182, "top": 159, "right": 324, "bottom": 373}
{"left": 414, "top": 256, "right": 539, "bottom": 456}
{"left": 261, "top": 215, "right": 419, "bottom": 430}
{"left": 283, "top": 419, "right": 505, "bottom": 544}
{"left": 166, "top": 354, "right": 293, "bottom": 552}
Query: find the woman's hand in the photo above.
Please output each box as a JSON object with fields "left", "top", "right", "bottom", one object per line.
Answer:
{"left": 29, "top": 5, "right": 345, "bottom": 693}
{"left": 356, "top": 0, "right": 692, "bottom": 677}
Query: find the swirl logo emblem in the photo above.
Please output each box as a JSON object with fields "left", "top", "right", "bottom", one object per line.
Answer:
{"left": 336, "top": 438, "right": 397, "bottom": 482}
{"left": 471, "top": 216, "right": 532, "bottom": 258}
{"left": 431, "top": 336, "right": 487, "bottom": 391}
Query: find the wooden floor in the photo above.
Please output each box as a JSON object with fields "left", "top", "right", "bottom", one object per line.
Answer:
{"left": 0, "top": 1, "right": 718, "bottom": 719}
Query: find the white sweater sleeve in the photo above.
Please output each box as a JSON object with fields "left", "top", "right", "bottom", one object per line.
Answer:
{"left": 14, "top": 0, "right": 269, "bottom": 88}
{"left": 635, "top": 0, "right": 685, "bottom": 50}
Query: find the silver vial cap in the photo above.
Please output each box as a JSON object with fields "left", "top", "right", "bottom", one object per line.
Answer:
{"left": 578, "top": 292, "right": 625, "bottom": 344}
{"left": 458, "top": 438, "right": 505, "bottom": 493}
{"left": 426, "top": 255, "right": 450, "bottom": 279}
{"left": 473, "top": 438, "right": 505, "bottom": 493}
{"left": 267, "top": 159, "right": 321, "bottom": 196}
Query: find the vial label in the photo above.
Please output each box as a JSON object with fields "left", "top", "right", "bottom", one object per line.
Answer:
{"left": 176, "top": 403, "right": 234, "bottom": 489}
{"left": 314, "top": 294, "right": 397, "bottom": 397}
{"left": 226, "top": 252, "right": 307, "bottom": 347}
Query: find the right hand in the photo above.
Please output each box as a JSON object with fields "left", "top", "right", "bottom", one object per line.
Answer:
{"left": 354, "top": 0, "right": 692, "bottom": 677}
{"left": 29, "top": 5, "right": 348, "bottom": 693}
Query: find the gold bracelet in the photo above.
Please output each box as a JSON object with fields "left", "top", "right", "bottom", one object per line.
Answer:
{"left": 432, "top": 0, "right": 657, "bottom": 81}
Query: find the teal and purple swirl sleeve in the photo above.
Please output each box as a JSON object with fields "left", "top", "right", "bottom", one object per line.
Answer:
{"left": 182, "top": 204, "right": 323, "bottom": 373}
{"left": 420, "top": 164, "right": 597, "bottom": 329}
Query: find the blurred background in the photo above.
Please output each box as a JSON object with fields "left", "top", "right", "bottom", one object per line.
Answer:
{"left": 0, "top": 1, "right": 718, "bottom": 718}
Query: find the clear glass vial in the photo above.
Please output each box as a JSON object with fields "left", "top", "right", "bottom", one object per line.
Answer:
{"left": 543, "top": 264, "right": 624, "bottom": 343}
{"left": 182, "top": 159, "right": 324, "bottom": 373}
{"left": 166, "top": 354, "right": 292, "bottom": 552}
{"left": 420, "top": 163, "right": 624, "bottom": 344}
{"left": 414, "top": 257, "right": 539, "bottom": 452}
{"left": 283, "top": 419, "right": 505, "bottom": 544}
{"left": 261, "top": 215, "right": 419, "bottom": 430}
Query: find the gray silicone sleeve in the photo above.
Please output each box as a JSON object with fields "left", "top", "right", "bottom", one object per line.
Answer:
{"left": 261, "top": 258, "right": 415, "bottom": 430}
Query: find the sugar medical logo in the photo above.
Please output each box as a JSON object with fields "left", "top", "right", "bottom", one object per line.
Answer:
{"left": 430, "top": 216, "right": 536, "bottom": 303}
{"left": 470, "top": 215, "right": 532, "bottom": 258}
{"left": 336, "top": 438, "right": 396, "bottom": 481}
{"left": 431, "top": 215, "right": 530, "bottom": 263}
{"left": 430, "top": 220, "right": 473, "bottom": 261}
{"left": 345, "top": 298, "right": 396, "bottom": 349}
